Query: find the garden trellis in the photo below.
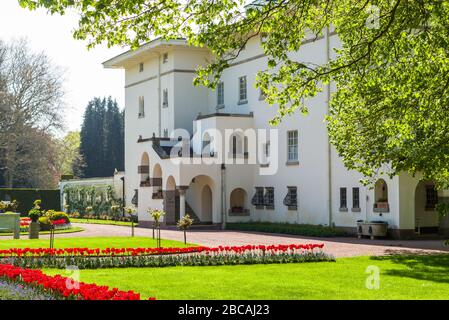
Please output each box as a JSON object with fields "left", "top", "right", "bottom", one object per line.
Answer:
{"left": 62, "top": 185, "right": 122, "bottom": 218}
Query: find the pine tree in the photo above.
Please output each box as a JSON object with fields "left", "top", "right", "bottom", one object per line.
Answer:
{"left": 79, "top": 97, "right": 124, "bottom": 178}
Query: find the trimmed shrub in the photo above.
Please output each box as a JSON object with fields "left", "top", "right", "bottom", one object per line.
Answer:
{"left": 46, "top": 211, "right": 70, "bottom": 224}
{"left": 226, "top": 222, "right": 348, "bottom": 237}
{"left": 0, "top": 189, "right": 60, "bottom": 215}
{"left": 38, "top": 216, "right": 51, "bottom": 231}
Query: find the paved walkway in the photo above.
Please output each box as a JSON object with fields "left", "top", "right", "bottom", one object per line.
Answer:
{"left": 39, "top": 223, "right": 449, "bottom": 258}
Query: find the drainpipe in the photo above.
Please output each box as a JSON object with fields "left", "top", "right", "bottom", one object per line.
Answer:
{"left": 157, "top": 53, "right": 162, "bottom": 137}
{"left": 326, "top": 26, "right": 333, "bottom": 227}
{"left": 221, "top": 164, "right": 227, "bottom": 230}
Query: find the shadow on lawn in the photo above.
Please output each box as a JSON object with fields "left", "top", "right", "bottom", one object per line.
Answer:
{"left": 370, "top": 253, "right": 449, "bottom": 284}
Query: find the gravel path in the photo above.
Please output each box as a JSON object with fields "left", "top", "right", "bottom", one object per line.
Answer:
{"left": 28, "top": 223, "right": 447, "bottom": 258}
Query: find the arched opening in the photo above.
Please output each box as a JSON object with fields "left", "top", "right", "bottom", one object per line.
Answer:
{"left": 201, "top": 185, "right": 213, "bottom": 222}
{"left": 163, "top": 175, "right": 177, "bottom": 223}
{"left": 152, "top": 163, "right": 163, "bottom": 199}
{"left": 185, "top": 175, "right": 215, "bottom": 223}
{"left": 139, "top": 152, "right": 150, "bottom": 186}
{"left": 374, "top": 179, "right": 389, "bottom": 212}
{"left": 166, "top": 175, "right": 176, "bottom": 191}
{"left": 414, "top": 180, "right": 439, "bottom": 234}
{"left": 229, "top": 188, "right": 249, "bottom": 215}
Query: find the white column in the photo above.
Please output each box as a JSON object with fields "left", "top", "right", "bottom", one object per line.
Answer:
{"left": 179, "top": 189, "right": 186, "bottom": 219}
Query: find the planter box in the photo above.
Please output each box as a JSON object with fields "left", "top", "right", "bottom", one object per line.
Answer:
{"left": 373, "top": 201, "right": 389, "bottom": 212}
{"left": 29, "top": 221, "right": 40, "bottom": 239}
{"left": 357, "top": 221, "right": 388, "bottom": 239}
{"left": 0, "top": 212, "right": 20, "bottom": 239}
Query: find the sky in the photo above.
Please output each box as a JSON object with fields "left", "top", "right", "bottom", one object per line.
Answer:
{"left": 0, "top": 0, "right": 125, "bottom": 134}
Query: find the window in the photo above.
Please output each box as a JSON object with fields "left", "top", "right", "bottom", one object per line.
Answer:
{"left": 287, "top": 130, "right": 298, "bottom": 162}
{"left": 264, "top": 187, "right": 274, "bottom": 209}
{"left": 238, "top": 76, "right": 247, "bottom": 104}
{"left": 217, "top": 81, "right": 224, "bottom": 108}
{"left": 425, "top": 185, "right": 438, "bottom": 209}
{"left": 138, "top": 96, "right": 145, "bottom": 118}
{"left": 283, "top": 187, "right": 297, "bottom": 210}
{"left": 352, "top": 187, "right": 360, "bottom": 209}
{"left": 162, "top": 53, "right": 168, "bottom": 63}
{"left": 340, "top": 187, "right": 347, "bottom": 210}
{"left": 139, "top": 62, "right": 144, "bottom": 72}
{"left": 251, "top": 187, "right": 264, "bottom": 207}
{"left": 162, "top": 89, "right": 168, "bottom": 107}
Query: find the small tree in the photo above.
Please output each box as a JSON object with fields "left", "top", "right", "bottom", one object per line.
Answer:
{"left": 177, "top": 214, "right": 194, "bottom": 245}
{"left": 124, "top": 205, "right": 137, "bottom": 237}
{"left": 148, "top": 208, "right": 165, "bottom": 248}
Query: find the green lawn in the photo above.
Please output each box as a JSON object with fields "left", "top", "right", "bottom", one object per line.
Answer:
{"left": 0, "top": 236, "right": 193, "bottom": 249}
{"left": 43, "top": 254, "right": 449, "bottom": 299}
{"left": 71, "top": 218, "right": 137, "bottom": 227}
{"left": 0, "top": 226, "right": 84, "bottom": 237}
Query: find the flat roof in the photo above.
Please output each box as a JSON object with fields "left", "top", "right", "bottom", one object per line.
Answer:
{"left": 102, "top": 38, "right": 206, "bottom": 69}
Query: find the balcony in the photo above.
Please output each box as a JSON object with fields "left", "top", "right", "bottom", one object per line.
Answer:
{"left": 140, "top": 180, "right": 151, "bottom": 187}
{"left": 138, "top": 165, "right": 149, "bottom": 174}
{"left": 228, "top": 207, "right": 250, "bottom": 216}
{"left": 373, "top": 201, "right": 389, "bottom": 213}
{"left": 152, "top": 190, "right": 163, "bottom": 199}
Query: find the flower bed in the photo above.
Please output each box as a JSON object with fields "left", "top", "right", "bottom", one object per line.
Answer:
{"left": 0, "top": 244, "right": 334, "bottom": 269}
{"left": 0, "top": 264, "right": 148, "bottom": 300}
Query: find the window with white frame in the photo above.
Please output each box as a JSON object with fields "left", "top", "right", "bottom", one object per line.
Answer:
{"left": 162, "top": 89, "right": 168, "bottom": 107}
{"left": 138, "top": 96, "right": 145, "bottom": 118}
{"left": 283, "top": 186, "right": 297, "bottom": 210}
{"left": 264, "top": 187, "right": 275, "bottom": 209}
{"left": 340, "top": 187, "right": 347, "bottom": 210}
{"left": 162, "top": 53, "right": 168, "bottom": 63}
{"left": 217, "top": 81, "right": 224, "bottom": 107}
{"left": 238, "top": 76, "right": 247, "bottom": 103}
{"left": 287, "top": 130, "right": 298, "bottom": 162}
{"left": 352, "top": 187, "right": 360, "bottom": 209}
{"left": 251, "top": 187, "right": 264, "bottom": 207}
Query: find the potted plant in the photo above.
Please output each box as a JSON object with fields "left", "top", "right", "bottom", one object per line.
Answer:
{"left": 124, "top": 205, "right": 137, "bottom": 237}
{"left": 28, "top": 200, "right": 42, "bottom": 239}
{"left": 148, "top": 208, "right": 165, "bottom": 248}
{"left": 177, "top": 214, "right": 194, "bottom": 244}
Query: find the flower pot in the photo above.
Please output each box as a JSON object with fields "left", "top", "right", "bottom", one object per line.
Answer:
{"left": 357, "top": 221, "right": 388, "bottom": 239}
{"left": 28, "top": 221, "right": 40, "bottom": 239}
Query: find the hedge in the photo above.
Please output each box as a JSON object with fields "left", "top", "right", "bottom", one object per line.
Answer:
{"left": 226, "top": 222, "right": 348, "bottom": 237}
{"left": 0, "top": 189, "right": 60, "bottom": 215}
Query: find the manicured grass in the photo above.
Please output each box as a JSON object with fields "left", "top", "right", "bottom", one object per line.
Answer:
{"left": 43, "top": 254, "right": 449, "bottom": 300}
{"left": 226, "top": 222, "right": 347, "bottom": 237}
{"left": 71, "top": 218, "right": 137, "bottom": 227}
{"left": 0, "top": 227, "right": 84, "bottom": 237}
{"left": 0, "top": 236, "right": 193, "bottom": 249}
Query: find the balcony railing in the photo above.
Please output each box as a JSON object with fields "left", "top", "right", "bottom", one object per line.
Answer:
{"left": 228, "top": 207, "right": 250, "bottom": 216}
{"left": 140, "top": 180, "right": 151, "bottom": 187}
{"left": 138, "top": 165, "right": 149, "bottom": 174}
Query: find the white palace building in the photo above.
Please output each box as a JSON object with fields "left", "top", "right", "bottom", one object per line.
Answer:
{"left": 103, "top": 32, "right": 449, "bottom": 239}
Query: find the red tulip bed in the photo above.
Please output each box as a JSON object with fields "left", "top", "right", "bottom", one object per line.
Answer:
{"left": 0, "top": 243, "right": 334, "bottom": 269}
{"left": 0, "top": 264, "right": 149, "bottom": 300}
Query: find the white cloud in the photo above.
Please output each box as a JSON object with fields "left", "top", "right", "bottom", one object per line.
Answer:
{"left": 0, "top": 1, "right": 125, "bottom": 133}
